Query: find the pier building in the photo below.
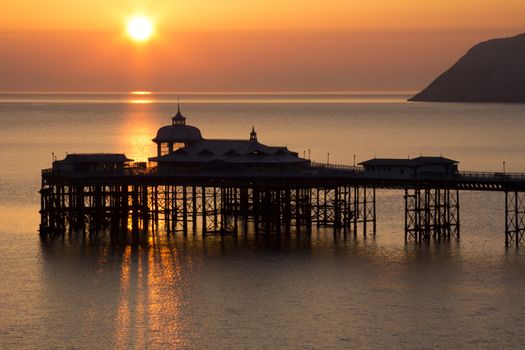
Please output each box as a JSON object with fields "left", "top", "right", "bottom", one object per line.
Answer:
{"left": 149, "top": 108, "right": 309, "bottom": 173}
{"left": 52, "top": 154, "right": 135, "bottom": 173}
{"left": 359, "top": 157, "right": 458, "bottom": 179}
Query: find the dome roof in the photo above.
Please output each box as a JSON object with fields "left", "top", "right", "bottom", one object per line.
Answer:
{"left": 153, "top": 105, "right": 204, "bottom": 144}
{"left": 153, "top": 124, "right": 203, "bottom": 143}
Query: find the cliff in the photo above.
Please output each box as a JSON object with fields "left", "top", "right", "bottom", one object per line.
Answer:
{"left": 410, "top": 33, "right": 525, "bottom": 103}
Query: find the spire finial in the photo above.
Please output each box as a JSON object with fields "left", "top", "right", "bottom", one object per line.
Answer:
{"left": 172, "top": 98, "right": 186, "bottom": 125}
{"left": 250, "top": 126, "right": 257, "bottom": 141}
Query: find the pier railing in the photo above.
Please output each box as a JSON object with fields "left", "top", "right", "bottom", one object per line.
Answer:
{"left": 42, "top": 165, "right": 525, "bottom": 183}
{"left": 310, "top": 162, "right": 364, "bottom": 173}
{"left": 42, "top": 163, "right": 367, "bottom": 179}
{"left": 42, "top": 168, "right": 143, "bottom": 177}
{"left": 457, "top": 171, "right": 525, "bottom": 182}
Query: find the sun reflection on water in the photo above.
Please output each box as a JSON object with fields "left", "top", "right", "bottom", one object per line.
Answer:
{"left": 115, "top": 246, "right": 131, "bottom": 348}
{"left": 119, "top": 105, "right": 158, "bottom": 162}
{"left": 147, "top": 245, "right": 186, "bottom": 348}
{"left": 129, "top": 99, "right": 154, "bottom": 104}
{"left": 113, "top": 244, "right": 188, "bottom": 348}
{"left": 129, "top": 91, "right": 154, "bottom": 104}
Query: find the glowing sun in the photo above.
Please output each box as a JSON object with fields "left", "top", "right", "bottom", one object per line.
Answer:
{"left": 127, "top": 15, "right": 154, "bottom": 42}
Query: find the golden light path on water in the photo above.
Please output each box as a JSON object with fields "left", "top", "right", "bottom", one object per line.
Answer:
{"left": 114, "top": 244, "right": 188, "bottom": 348}
{"left": 119, "top": 96, "right": 157, "bottom": 162}
{"left": 115, "top": 246, "right": 131, "bottom": 347}
{"left": 129, "top": 99, "right": 154, "bottom": 104}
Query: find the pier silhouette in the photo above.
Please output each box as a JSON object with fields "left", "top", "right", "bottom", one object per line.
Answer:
{"left": 40, "top": 111, "right": 525, "bottom": 246}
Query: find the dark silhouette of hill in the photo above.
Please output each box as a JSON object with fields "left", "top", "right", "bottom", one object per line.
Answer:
{"left": 410, "top": 33, "right": 525, "bottom": 102}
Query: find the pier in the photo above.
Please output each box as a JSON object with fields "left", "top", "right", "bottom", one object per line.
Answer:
{"left": 40, "top": 110, "right": 525, "bottom": 246}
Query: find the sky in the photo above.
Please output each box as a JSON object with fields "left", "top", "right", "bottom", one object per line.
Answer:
{"left": 0, "top": 0, "right": 524, "bottom": 92}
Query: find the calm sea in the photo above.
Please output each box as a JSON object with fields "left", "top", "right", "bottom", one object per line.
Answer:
{"left": 1, "top": 93, "right": 525, "bottom": 349}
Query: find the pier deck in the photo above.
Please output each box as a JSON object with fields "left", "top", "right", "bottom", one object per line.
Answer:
{"left": 40, "top": 163, "right": 525, "bottom": 246}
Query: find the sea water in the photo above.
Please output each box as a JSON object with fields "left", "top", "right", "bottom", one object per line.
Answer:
{"left": 1, "top": 93, "right": 525, "bottom": 349}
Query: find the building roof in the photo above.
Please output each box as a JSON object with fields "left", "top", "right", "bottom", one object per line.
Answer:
{"left": 358, "top": 158, "right": 415, "bottom": 167}
{"left": 150, "top": 109, "right": 308, "bottom": 166}
{"left": 153, "top": 106, "right": 204, "bottom": 143}
{"left": 153, "top": 124, "right": 203, "bottom": 143}
{"left": 359, "top": 156, "right": 458, "bottom": 167}
{"left": 60, "top": 153, "right": 133, "bottom": 163}
{"left": 150, "top": 139, "right": 308, "bottom": 164}
{"left": 412, "top": 156, "right": 458, "bottom": 164}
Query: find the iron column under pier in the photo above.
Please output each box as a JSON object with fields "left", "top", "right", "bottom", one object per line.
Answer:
{"left": 505, "top": 191, "right": 525, "bottom": 246}
{"left": 404, "top": 188, "right": 460, "bottom": 242}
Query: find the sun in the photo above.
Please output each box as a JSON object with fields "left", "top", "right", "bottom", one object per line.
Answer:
{"left": 127, "top": 15, "right": 154, "bottom": 42}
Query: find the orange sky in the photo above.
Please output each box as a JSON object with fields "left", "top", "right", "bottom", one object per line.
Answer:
{"left": 1, "top": 1, "right": 524, "bottom": 91}
{"left": 3, "top": 0, "right": 525, "bottom": 31}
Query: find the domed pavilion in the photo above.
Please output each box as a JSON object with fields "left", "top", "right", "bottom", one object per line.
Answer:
{"left": 152, "top": 105, "right": 203, "bottom": 157}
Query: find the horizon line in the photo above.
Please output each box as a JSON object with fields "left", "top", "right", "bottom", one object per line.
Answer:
{"left": 0, "top": 90, "right": 417, "bottom": 95}
{"left": 0, "top": 27, "right": 522, "bottom": 35}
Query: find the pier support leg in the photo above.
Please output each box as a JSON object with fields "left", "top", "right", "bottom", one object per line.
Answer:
{"left": 349, "top": 186, "right": 376, "bottom": 237}
{"left": 405, "top": 188, "right": 459, "bottom": 243}
{"left": 505, "top": 191, "right": 525, "bottom": 246}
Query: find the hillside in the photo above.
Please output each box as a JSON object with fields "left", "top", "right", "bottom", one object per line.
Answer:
{"left": 410, "top": 33, "right": 525, "bottom": 102}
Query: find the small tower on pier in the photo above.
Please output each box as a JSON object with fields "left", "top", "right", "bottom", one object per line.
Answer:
{"left": 172, "top": 104, "right": 186, "bottom": 125}
{"left": 250, "top": 126, "right": 257, "bottom": 141}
